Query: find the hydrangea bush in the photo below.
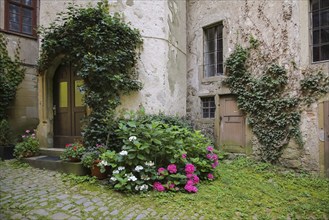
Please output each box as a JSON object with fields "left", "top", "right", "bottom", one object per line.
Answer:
{"left": 100, "top": 110, "right": 222, "bottom": 193}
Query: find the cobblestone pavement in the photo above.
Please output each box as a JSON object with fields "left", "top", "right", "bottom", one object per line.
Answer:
{"left": 0, "top": 161, "right": 196, "bottom": 220}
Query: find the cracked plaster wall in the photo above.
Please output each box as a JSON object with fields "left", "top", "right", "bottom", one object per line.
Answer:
{"left": 187, "top": 0, "right": 328, "bottom": 172}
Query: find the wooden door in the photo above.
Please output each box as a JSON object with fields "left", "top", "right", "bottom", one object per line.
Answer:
{"left": 53, "top": 64, "right": 85, "bottom": 148}
{"left": 219, "top": 96, "right": 245, "bottom": 153}
{"left": 324, "top": 101, "right": 329, "bottom": 177}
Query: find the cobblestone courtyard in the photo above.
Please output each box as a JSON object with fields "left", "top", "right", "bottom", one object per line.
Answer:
{"left": 0, "top": 160, "right": 189, "bottom": 220}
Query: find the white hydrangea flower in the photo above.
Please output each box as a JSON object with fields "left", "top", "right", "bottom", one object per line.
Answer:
{"left": 129, "top": 136, "right": 137, "bottom": 142}
{"left": 134, "top": 165, "right": 144, "bottom": 172}
{"left": 135, "top": 185, "right": 140, "bottom": 191}
{"left": 118, "top": 166, "right": 125, "bottom": 171}
{"left": 140, "top": 184, "right": 149, "bottom": 191}
{"left": 100, "top": 160, "right": 108, "bottom": 166}
{"left": 113, "top": 170, "right": 119, "bottom": 174}
{"left": 144, "top": 161, "right": 154, "bottom": 167}
{"left": 119, "top": 150, "right": 128, "bottom": 156}
{"left": 110, "top": 177, "right": 117, "bottom": 182}
{"left": 127, "top": 174, "right": 137, "bottom": 182}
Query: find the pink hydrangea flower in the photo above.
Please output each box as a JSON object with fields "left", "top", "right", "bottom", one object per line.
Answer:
{"left": 207, "top": 173, "right": 214, "bottom": 180}
{"left": 186, "top": 179, "right": 194, "bottom": 186}
{"left": 211, "top": 154, "right": 218, "bottom": 160}
{"left": 153, "top": 182, "right": 165, "bottom": 192}
{"left": 206, "top": 146, "right": 214, "bottom": 151}
{"left": 167, "top": 164, "right": 177, "bottom": 174}
{"left": 186, "top": 173, "right": 193, "bottom": 179}
{"left": 206, "top": 154, "right": 212, "bottom": 159}
{"left": 157, "top": 167, "right": 166, "bottom": 175}
{"left": 169, "top": 183, "right": 175, "bottom": 189}
{"left": 185, "top": 164, "right": 195, "bottom": 174}
{"left": 192, "top": 174, "right": 200, "bottom": 184}
{"left": 212, "top": 160, "right": 219, "bottom": 168}
{"left": 182, "top": 154, "right": 187, "bottom": 159}
{"left": 25, "top": 130, "right": 30, "bottom": 133}
{"left": 184, "top": 184, "right": 198, "bottom": 193}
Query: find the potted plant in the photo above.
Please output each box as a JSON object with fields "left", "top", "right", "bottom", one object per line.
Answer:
{"left": 81, "top": 144, "right": 110, "bottom": 179}
{"left": 0, "top": 119, "right": 15, "bottom": 160}
{"left": 14, "top": 129, "right": 39, "bottom": 159}
{"left": 60, "top": 142, "right": 86, "bottom": 162}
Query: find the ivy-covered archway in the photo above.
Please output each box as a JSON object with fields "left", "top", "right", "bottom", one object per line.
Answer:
{"left": 38, "top": 1, "right": 143, "bottom": 148}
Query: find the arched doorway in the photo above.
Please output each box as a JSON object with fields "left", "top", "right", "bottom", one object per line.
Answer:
{"left": 53, "top": 63, "right": 85, "bottom": 148}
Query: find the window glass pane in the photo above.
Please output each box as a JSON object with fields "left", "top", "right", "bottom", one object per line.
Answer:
{"left": 217, "top": 38, "right": 223, "bottom": 51}
{"left": 75, "top": 80, "right": 84, "bottom": 107}
{"left": 23, "top": 16, "right": 31, "bottom": 25}
{"left": 203, "top": 109, "right": 209, "bottom": 118}
{"left": 321, "top": 0, "right": 329, "bottom": 8}
{"left": 9, "top": 22, "right": 19, "bottom": 32}
{"left": 206, "top": 40, "right": 215, "bottom": 52}
{"left": 321, "top": 28, "right": 329, "bottom": 43}
{"left": 9, "top": 4, "right": 20, "bottom": 16}
{"left": 321, "top": 45, "right": 329, "bottom": 60}
{"left": 312, "top": 0, "right": 319, "bottom": 11}
{"left": 313, "top": 12, "right": 320, "bottom": 28}
{"left": 59, "top": 82, "right": 68, "bottom": 108}
{"left": 207, "top": 27, "right": 215, "bottom": 40}
{"left": 23, "top": 0, "right": 32, "bottom": 6}
{"left": 321, "top": 9, "right": 329, "bottom": 26}
{"left": 203, "top": 101, "right": 209, "bottom": 107}
{"left": 9, "top": 12, "right": 19, "bottom": 23}
{"left": 313, "top": 30, "right": 320, "bottom": 44}
{"left": 217, "top": 63, "right": 223, "bottom": 75}
{"left": 313, "top": 47, "right": 320, "bottom": 62}
{"left": 22, "top": 25, "right": 32, "bottom": 34}
{"left": 205, "top": 52, "right": 215, "bottom": 65}
{"left": 23, "top": 8, "right": 32, "bottom": 18}
{"left": 205, "top": 65, "right": 215, "bottom": 77}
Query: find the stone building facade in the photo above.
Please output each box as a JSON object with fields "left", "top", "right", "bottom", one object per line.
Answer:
{"left": 0, "top": 0, "right": 328, "bottom": 176}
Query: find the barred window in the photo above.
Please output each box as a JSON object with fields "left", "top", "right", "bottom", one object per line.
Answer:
{"left": 204, "top": 23, "right": 223, "bottom": 77}
{"left": 201, "top": 97, "right": 216, "bottom": 118}
{"left": 5, "top": 0, "right": 37, "bottom": 36}
{"left": 311, "top": 0, "right": 329, "bottom": 62}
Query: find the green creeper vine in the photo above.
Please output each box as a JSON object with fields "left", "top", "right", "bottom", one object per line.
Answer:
{"left": 38, "top": 1, "right": 143, "bottom": 148}
{"left": 0, "top": 33, "right": 25, "bottom": 120}
{"left": 225, "top": 38, "right": 329, "bottom": 163}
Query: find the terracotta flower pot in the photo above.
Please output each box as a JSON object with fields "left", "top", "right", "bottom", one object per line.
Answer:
{"left": 68, "top": 157, "right": 81, "bottom": 162}
{"left": 91, "top": 160, "right": 110, "bottom": 180}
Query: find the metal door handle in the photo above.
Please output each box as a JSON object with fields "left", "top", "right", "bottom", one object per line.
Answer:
{"left": 53, "top": 105, "right": 56, "bottom": 116}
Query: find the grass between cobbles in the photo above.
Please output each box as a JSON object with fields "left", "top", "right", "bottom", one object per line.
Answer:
{"left": 2, "top": 158, "right": 329, "bottom": 219}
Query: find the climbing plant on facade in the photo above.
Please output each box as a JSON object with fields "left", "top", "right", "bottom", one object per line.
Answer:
{"left": 0, "top": 33, "right": 25, "bottom": 120}
{"left": 38, "top": 1, "right": 143, "bottom": 148}
{"left": 225, "top": 39, "right": 329, "bottom": 163}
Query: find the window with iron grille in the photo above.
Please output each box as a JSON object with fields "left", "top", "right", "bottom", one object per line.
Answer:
{"left": 5, "top": 0, "right": 37, "bottom": 36}
{"left": 311, "top": 0, "right": 329, "bottom": 62}
{"left": 204, "top": 23, "right": 223, "bottom": 77}
{"left": 201, "top": 97, "right": 216, "bottom": 118}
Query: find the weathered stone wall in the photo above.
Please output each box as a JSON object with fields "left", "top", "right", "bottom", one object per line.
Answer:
{"left": 0, "top": 1, "right": 39, "bottom": 136}
{"left": 187, "top": 0, "right": 328, "bottom": 172}
{"left": 39, "top": 0, "right": 187, "bottom": 116}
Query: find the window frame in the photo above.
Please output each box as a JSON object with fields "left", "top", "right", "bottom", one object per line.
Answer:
{"left": 310, "top": 0, "right": 329, "bottom": 62}
{"left": 201, "top": 96, "right": 216, "bottom": 119}
{"left": 203, "top": 23, "right": 224, "bottom": 78}
{"left": 4, "top": 0, "right": 38, "bottom": 38}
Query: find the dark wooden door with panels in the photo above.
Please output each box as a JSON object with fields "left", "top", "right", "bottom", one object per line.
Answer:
{"left": 53, "top": 64, "right": 85, "bottom": 148}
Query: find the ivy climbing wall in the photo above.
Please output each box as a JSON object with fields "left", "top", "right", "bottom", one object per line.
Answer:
{"left": 187, "top": 0, "right": 329, "bottom": 172}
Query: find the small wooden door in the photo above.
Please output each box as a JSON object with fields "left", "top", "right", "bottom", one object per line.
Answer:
{"left": 53, "top": 64, "right": 85, "bottom": 148}
{"left": 219, "top": 96, "right": 245, "bottom": 153}
{"left": 324, "top": 101, "right": 329, "bottom": 177}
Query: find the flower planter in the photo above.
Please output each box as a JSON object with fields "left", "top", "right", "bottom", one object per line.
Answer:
{"left": 68, "top": 157, "right": 81, "bottom": 162}
{"left": 91, "top": 160, "right": 110, "bottom": 180}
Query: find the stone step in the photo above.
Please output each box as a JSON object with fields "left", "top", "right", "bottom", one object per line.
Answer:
{"left": 39, "top": 148, "right": 64, "bottom": 157}
{"left": 22, "top": 155, "right": 89, "bottom": 176}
